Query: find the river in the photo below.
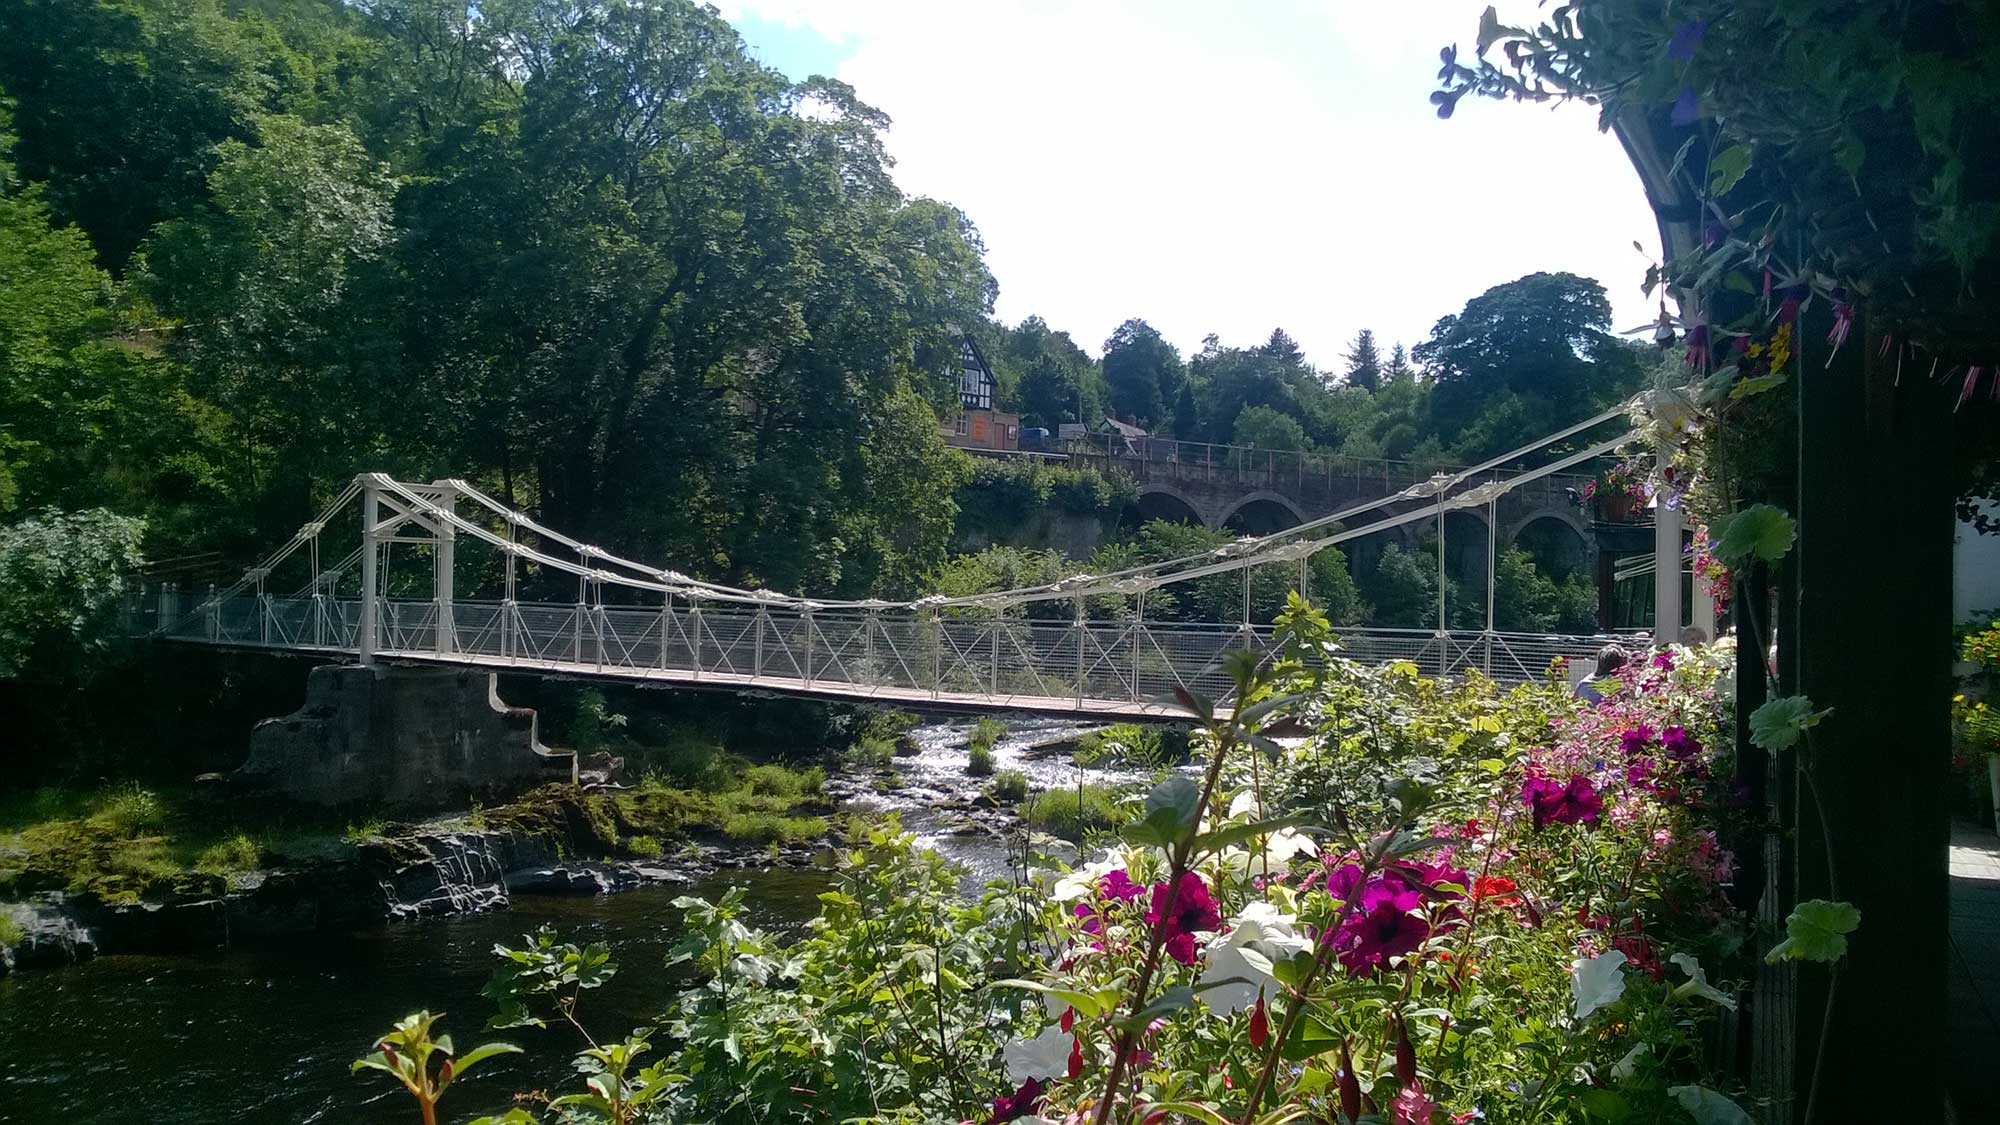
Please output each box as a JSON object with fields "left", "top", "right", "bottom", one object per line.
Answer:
{"left": 0, "top": 717, "right": 1128, "bottom": 1123}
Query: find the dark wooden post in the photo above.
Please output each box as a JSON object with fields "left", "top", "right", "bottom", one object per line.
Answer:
{"left": 1789, "top": 308, "right": 1951, "bottom": 1120}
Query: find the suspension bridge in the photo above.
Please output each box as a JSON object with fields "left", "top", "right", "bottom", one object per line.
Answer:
{"left": 129, "top": 409, "right": 1674, "bottom": 719}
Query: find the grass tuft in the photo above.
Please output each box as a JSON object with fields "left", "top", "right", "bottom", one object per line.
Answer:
{"left": 1018, "top": 783, "right": 1134, "bottom": 842}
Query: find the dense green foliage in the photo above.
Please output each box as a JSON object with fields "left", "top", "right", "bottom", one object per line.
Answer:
{"left": 0, "top": 0, "right": 996, "bottom": 597}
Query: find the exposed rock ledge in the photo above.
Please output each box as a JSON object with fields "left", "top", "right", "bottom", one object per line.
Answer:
{"left": 0, "top": 828, "right": 816, "bottom": 977}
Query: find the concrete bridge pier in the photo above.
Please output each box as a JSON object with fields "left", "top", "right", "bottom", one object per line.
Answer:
{"left": 234, "top": 664, "right": 575, "bottom": 808}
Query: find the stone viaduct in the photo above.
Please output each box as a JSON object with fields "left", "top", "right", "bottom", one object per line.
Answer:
{"left": 1064, "top": 440, "right": 1634, "bottom": 581}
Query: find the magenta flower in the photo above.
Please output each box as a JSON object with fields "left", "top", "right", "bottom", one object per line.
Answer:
{"left": 1145, "top": 872, "right": 1220, "bottom": 965}
{"left": 1661, "top": 726, "right": 1701, "bottom": 761}
{"left": 988, "top": 1077, "right": 1043, "bottom": 1123}
{"left": 1324, "top": 861, "right": 1366, "bottom": 904}
{"left": 1523, "top": 775, "right": 1603, "bottom": 829}
{"left": 1619, "top": 725, "right": 1657, "bottom": 756}
{"left": 1331, "top": 886, "right": 1429, "bottom": 974}
{"left": 1072, "top": 901, "right": 1103, "bottom": 935}
{"left": 1099, "top": 869, "right": 1145, "bottom": 902}
{"left": 1652, "top": 649, "right": 1675, "bottom": 670}
{"left": 1396, "top": 858, "right": 1471, "bottom": 901}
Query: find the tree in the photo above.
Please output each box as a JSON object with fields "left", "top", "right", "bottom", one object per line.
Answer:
{"left": 1002, "top": 316, "right": 1101, "bottom": 429}
{"left": 1412, "top": 272, "right": 1645, "bottom": 460}
{"left": 1231, "top": 405, "right": 1310, "bottom": 452}
{"left": 1343, "top": 328, "right": 1382, "bottom": 391}
{"left": 1170, "top": 381, "right": 1201, "bottom": 441}
{"left": 0, "top": 508, "right": 146, "bottom": 678}
{"left": 1101, "top": 318, "right": 1181, "bottom": 428}
{"left": 1384, "top": 342, "right": 1416, "bottom": 384}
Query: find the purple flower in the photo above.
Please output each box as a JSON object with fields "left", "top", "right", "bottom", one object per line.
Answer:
{"left": 1331, "top": 887, "right": 1429, "bottom": 975}
{"left": 1145, "top": 872, "right": 1220, "bottom": 965}
{"left": 1671, "top": 87, "right": 1701, "bottom": 126}
{"left": 1099, "top": 869, "right": 1145, "bottom": 902}
{"left": 1626, "top": 758, "right": 1657, "bottom": 793}
{"left": 1620, "top": 725, "right": 1657, "bottom": 756}
{"left": 1072, "top": 901, "right": 1103, "bottom": 935}
{"left": 1523, "top": 775, "right": 1603, "bottom": 829}
{"left": 1325, "top": 861, "right": 1366, "bottom": 904}
{"left": 1685, "top": 321, "right": 1712, "bottom": 369}
{"left": 1652, "top": 649, "right": 1675, "bottom": 670}
{"left": 1667, "top": 20, "right": 1707, "bottom": 63}
{"left": 1662, "top": 726, "right": 1701, "bottom": 762}
{"left": 1437, "top": 44, "right": 1458, "bottom": 81}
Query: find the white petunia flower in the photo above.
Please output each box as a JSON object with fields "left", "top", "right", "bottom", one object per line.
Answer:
{"left": 1669, "top": 952, "right": 1737, "bottom": 1011}
{"left": 1051, "top": 853, "right": 1122, "bottom": 902}
{"left": 1004, "top": 1023, "right": 1072, "bottom": 1084}
{"left": 1571, "top": 949, "right": 1628, "bottom": 1021}
{"left": 1611, "top": 1042, "right": 1650, "bottom": 1081}
{"left": 1199, "top": 901, "right": 1312, "bottom": 1014}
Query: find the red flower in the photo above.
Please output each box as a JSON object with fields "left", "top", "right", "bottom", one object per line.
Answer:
{"left": 1249, "top": 993, "right": 1270, "bottom": 1048}
{"left": 1066, "top": 1035, "right": 1083, "bottom": 1079}
{"left": 1472, "top": 876, "right": 1521, "bottom": 907}
{"left": 1145, "top": 873, "right": 1220, "bottom": 965}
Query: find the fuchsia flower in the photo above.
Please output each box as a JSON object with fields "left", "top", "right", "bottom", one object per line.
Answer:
{"left": 1248, "top": 993, "right": 1270, "bottom": 1047}
{"left": 1523, "top": 775, "right": 1603, "bottom": 829}
{"left": 1828, "top": 289, "right": 1855, "bottom": 350}
{"left": 1145, "top": 873, "right": 1220, "bottom": 965}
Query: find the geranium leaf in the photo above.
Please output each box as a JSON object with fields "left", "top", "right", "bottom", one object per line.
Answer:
{"left": 1669, "top": 1085, "right": 1755, "bottom": 1125}
{"left": 1748, "top": 695, "right": 1831, "bottom": 751}
{"left": 1764, "top": 899, "right": 1861, "bottom": 964}
{"left": 1712, "top": 504, "right": 1796, "bottom": 565}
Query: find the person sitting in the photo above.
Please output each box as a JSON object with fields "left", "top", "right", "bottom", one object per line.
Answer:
{"left": 1574, "top": 644, "right": 1629, "bottom": 703}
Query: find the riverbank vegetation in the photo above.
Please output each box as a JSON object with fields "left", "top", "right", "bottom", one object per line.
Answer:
{"left": 366, "top": 600, "right": 1751, "bottom": 1123}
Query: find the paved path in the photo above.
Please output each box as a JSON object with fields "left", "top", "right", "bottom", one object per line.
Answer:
{"left": 1949, "top": 818, "right": 2000, "bottom": 1122}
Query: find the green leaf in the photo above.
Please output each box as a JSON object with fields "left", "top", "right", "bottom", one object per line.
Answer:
{"left": 1193, "top": 815, "right": 1313, "bottom": 855}
{"left": 451, "top": 1042, "right": 523, "bottom": 1077}
{"left": 1125, "top": 775, "right": 1202, "bottom": 846}
{"left": 1669, "top": 1085, "right": 1755, "bottom": 1125}
{"left": 987, "top": 979, "right": 1106, "bottom": 1018}
{"left": 1729, "top": 372, "right": 1789, "bottom": 401}
{"left": 1764, "top": 899, "right": 1861, "bottom": 964}
{"left": 1709, "top": 144, "right": 1754, "bottom": 196}
{"left": 1115, "top": 985, "right": 1195, "bottom": 1031}
{"left": 1711, "top": 504, "right": 1796, "bottom": 565}
{"left": 1748, "top": 695, "right": 1830, "bottom": 751}
{"left": 1579, "top": 1088, "right": 1632, "bottom": 1122}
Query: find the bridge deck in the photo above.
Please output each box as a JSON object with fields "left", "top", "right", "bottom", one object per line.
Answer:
{"left": 137, "top": 595, "right": 1629, "bottom": 719}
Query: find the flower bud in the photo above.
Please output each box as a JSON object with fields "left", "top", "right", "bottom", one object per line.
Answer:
{"left": 1339, "top": 1042, "right": 1361, "bottom": 1124}
{"left": 1395, "top": 1017, "right": 1416, "bottom": 1086}
{"left": 1066, "top": 1035, "right": 1083, "bottom": 1079}
{"left": 439, "top": 1058, "right": 455, "bottom": 1085}
{"left": 1248, "top": 992, "right": 1269, "bottom": 1049}
{"left": 1060, "top": 1006, "right": 1074, "bottom": 1033}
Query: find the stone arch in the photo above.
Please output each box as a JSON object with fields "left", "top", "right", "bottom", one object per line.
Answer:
{"left": 1134, "top": 485, "right": 1209, "bottom": 528}
{"left": 1505, "top": 508, "right": 1592, "bottom": 578}
{"left": 1221, "top": 491, "right": 1307, "bottom": 535}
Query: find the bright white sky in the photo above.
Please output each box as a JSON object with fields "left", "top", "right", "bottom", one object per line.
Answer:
{"left": 718, "top": 1, "right": 1662, "bottom": 371}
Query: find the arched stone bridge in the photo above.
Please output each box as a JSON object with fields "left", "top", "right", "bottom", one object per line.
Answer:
{"left": 1066, "top": 438, "right": 1613, "bottom": 575}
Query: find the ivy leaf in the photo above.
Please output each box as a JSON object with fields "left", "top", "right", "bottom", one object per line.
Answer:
{"left": 1711, "top": 504, "right": 1796, "bottom": 565}
{"left": 1669, "top": 1086, "right": 1755, "bottom": 1125}
{"left": 1748, "top": 695, "right": 1830, "bottom": 751}
{"left": 1764, "top": 899, "right": 1861, "bottom": 964}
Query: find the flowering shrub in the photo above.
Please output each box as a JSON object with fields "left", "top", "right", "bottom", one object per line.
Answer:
{"left": 359, "top": 600, "right": 1753, "bottom": 1124}
{"left": 977, "top": 602, "right": 1747, "bottom": 1125}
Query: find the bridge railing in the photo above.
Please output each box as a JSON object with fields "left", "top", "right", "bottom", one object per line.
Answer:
{"left": 142, "top": 592, "right": 1634, "bottom": 707}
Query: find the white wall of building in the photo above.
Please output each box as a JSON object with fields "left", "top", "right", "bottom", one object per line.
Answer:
{"left": 1955, "top": 502, "right": 2000, "bottom": 622}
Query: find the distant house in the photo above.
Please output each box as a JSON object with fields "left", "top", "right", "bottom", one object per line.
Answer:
{"left": 941, "top": 335, "right": 1020, "bottom": 452}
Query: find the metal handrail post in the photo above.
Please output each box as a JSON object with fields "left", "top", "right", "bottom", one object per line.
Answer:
{"left": 1073, "top": 596, "right": 1087, "bottom": 708}
{"left": 358, "top": 478, "right": 378, "bottom": 665}
{"left": 802, "top": 606, "right": 816, "bottom": 687}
